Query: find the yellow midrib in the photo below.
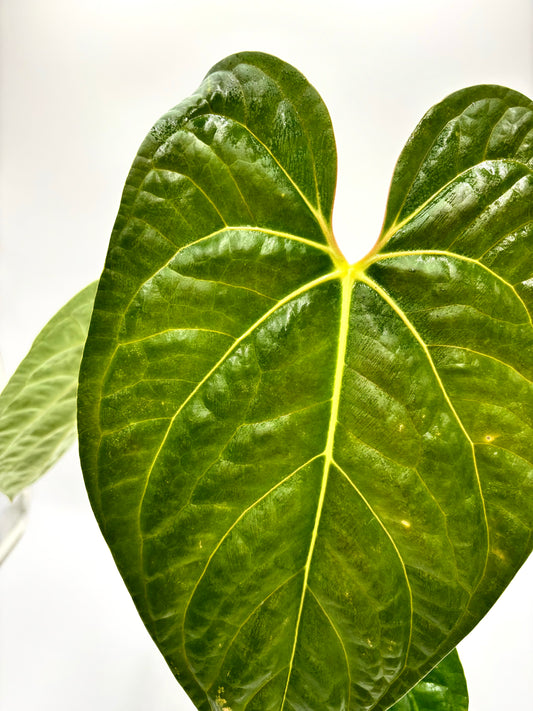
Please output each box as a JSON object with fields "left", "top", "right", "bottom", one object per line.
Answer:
{"left": 136, "top": 267, "right": 342, "bottom": 689}
{"left": 280, "top": 269, "right": 353, "bottom": 710}
{"left": 130, "top": 225, "right": 517, "bottom": 705}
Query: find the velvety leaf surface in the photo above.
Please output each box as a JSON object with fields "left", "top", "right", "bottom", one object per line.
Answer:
{"left": 0, "top": 282, "right": 97, "bottom": 499}
{"left": 390, "top": 650, "right": 468, "bottom": 711}
{"left": 78, "top": 52, "right": 533, "bottom": 711}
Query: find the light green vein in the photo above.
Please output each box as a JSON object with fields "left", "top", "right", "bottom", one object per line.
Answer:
{"left": 242, "top": 665, "right": 291, "bottom": 711}
{"left": 382, "top": 114, "right": 459, "bottom": 235}
{"left": 102, "top": 377, "right": 199, "bottom": 402}
{"left": 181, "top": 275, "right": 277, "bottom": 302}
{"left": 241, "top": 226, "right": 334, "bottom": 254}
{"left": 367, "top": 249, "right": 533, "bottom": 326}
{"left": 357, "top": 272, "right": 491, "bottom": 632}
{"left": 135, "top": 268, "right": 340, "bottom": 520}
{"left": 280, "top": 270, "right": 353, "bottom": 711}
{"left": 336, "top": 365, "right": 472, "bottom": 579}
{"left": 108, "top": 227, "right": 232, "bottom": 343}
{"left": 201, "top": 112, "right": 332, "bottom": 245}
{"left": 99, "top": 417, "right": 172, "bottom": 438}
{"left": 379, "top": 158, "right": 530, "bottom": 249}
{"left": 407, "top": 690, "right": 422, "bottom": 711}
{"left": 336, "top": 420, "right": 458, "bottom": 551}
{"left": 102, "top": 226, "right": 333, "bottom": 383}
{"left": 307, "top": 586, "right": 351, "bottom": 710}
{"left": 446, "top": 176, "right": 533, "bottom": 254}
{"left": 132, "top": 268, "right": 341, "bottom": 677}
{"left": 477, "top": 441, "right": 533, "bottom": 469}
{"left": 182, "top": 454, "right": 321, "bottom": 634}
{"left": 205, "top": 568, "right": 305, "bottom": 695}
{"left": 477, "top": 216, "right": 533, "bottom": 260}
{"left": 118, "top": 327, "right": 236, "bottom": 348}
{"left": 151, "top": 166, "right": 229, "bottom": 226}
{"left": 178, "top": 124, "right": 257, "bottom": 224}
{"left": 429, "top": 344, "right": 533, "bottom": 386}
{"left": 332, "top": 458, "right": 413, "bottom": 700}
{"left": 133, "top": 214, "right": 194, "bottom": 250}
{"left": 405, "top": 303, "right": 527, "bottom": 327}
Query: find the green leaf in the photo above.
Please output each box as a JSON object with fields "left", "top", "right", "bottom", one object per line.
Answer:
{"left": 380, "top": 84, "right": 533, "bottom": 239}
{"left": 389, "top": 649, "right": 468, "bottom": 711}
{"left": 0, "top": 282, "right": 97, "bottom": 499}
{"left": 78, "top": 52, "right": 533, "bottom": 711}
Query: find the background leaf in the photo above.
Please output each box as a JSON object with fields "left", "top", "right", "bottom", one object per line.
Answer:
{"left": 0, "top": 282, "right": 97, "bottom": 499}
{"left": 78, "top": 53, "right": 533, "bottom": 711}
{"left": 389, "top": 649, "right": 468, "bottom": 711}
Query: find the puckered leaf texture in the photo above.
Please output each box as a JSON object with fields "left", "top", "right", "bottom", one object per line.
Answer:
{"left": 78, "top": 52, "right": 532, "bottom": 710}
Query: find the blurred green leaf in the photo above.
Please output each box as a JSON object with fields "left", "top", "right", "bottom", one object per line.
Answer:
{"left": 0, "top": 282, "right": 96, "bottom": 498}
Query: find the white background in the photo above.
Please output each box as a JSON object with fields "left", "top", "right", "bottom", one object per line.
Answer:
{"left": 0, "top": 1, "right": 531, "bottom": 709}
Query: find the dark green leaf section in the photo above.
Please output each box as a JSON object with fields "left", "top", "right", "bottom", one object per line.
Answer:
{"left": 390, "top": 650, "right": 468, "bottom": 711}
{"left": 358, "top": 131, "right": 533, "bottom": 710}
{"left": 381, "top": 85, "right": 533, "bottom": 237}
{"left": 78, "top": 52, "right": 339, "bottom": 711}
{"left": 78, "top": 52, "right": 533, "bottom": 711}
{"left": 0, "top": 282, "right": 97, "bottom": 499}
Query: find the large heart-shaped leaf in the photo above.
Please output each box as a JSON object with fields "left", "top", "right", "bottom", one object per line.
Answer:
{"left": 0, "top": 282, "right": 97, "bottom": 499}
{"left": 78, "top": 53, "right": 533, "bottom": 710}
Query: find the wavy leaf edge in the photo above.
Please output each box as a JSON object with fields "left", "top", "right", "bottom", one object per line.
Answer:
{"left": 77, "top": 52, "right": 533, "bottom": 711}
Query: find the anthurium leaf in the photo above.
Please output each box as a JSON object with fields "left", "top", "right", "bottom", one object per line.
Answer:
{"left": 78, "top": 52, "right": 533, "bottom": 711}
{"left": 0, "top": 282, "right": 97, "bottom": 499}
{"left": 389, "top": 649, "right": 468, "bottom": 711}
